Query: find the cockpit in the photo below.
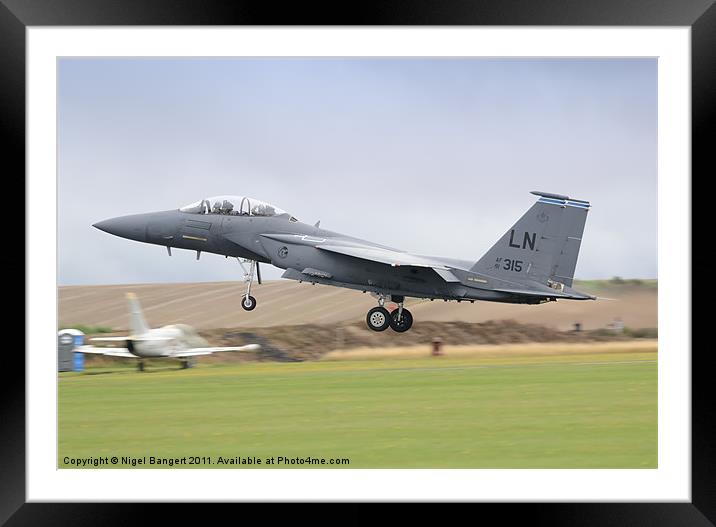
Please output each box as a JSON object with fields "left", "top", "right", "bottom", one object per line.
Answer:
{"left": 179, "top": 195, "right": 298, "bottom": 221}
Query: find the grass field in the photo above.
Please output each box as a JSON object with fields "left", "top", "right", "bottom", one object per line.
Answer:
{"left": 59, "top": 343, "right": 657, "bottom": 468}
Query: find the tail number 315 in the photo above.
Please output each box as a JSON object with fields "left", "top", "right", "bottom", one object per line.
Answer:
{"left": 503, "top": 258, "right": 523, "bottom": 272}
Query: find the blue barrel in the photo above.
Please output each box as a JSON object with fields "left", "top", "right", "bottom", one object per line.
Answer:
{"left": 73, "top": 334, "right": 85, "bottom": 372}
{"left": 73, "top": 351, "right": 85, "bottom": 372}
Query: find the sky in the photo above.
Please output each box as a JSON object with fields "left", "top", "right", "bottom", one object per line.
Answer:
{"left": 58, "top": 58, "right": 657, "bottom": 286}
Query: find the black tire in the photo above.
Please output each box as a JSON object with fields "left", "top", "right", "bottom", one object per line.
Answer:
{"left": 242, "top": 295, "right": 257, "bottom": 311}
{"left": 366, "top": 306, "right": 391, "bottom": 332}
{"left": 389, "top": 308, "right": 413, "bottom": 332}
{"left": 137, "top": 361, "right": 145, "bottom": 372}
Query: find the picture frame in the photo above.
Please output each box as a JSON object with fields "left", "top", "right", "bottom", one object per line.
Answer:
{"left": 5, "top": 0, "right": 705, "bottom": 522}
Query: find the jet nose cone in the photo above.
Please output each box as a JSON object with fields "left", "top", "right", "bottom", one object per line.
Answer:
{"left": 92, "top": 219, "right": 112, "bottom": 233}
{"left": 93, "top": 215, "right": 147, "bottom": 242}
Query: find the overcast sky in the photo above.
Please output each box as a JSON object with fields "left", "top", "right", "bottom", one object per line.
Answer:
{"left": 58, "top": 58, "right": 657, "bottom": 286}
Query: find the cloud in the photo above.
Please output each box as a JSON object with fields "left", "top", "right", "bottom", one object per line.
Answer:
{"left": 58, "top": 58, "right": 657, "bottom": 285}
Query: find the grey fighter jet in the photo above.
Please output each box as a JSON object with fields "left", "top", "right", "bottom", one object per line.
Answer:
{"left": 93, "top": 191, "right": 595, "bottom": 333}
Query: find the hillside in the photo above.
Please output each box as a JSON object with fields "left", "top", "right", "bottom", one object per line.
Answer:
{"left": 59, "top": 278, "right": 657, "bottom": 332}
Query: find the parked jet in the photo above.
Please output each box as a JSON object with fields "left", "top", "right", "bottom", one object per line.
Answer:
{"left": 78, "top": 293, "right": 260, "bottom": 370}
{"left": 93, "top": 191, "right": 595, "bottom": 333}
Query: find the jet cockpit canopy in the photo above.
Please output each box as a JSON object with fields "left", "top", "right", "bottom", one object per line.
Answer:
{"left": 180, "top": 195, "right": 296, "bottom": 220}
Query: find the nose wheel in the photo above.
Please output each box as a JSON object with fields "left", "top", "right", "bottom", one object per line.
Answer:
{"left": 237, "top": 259, "right": 261, "bottom": 311}
{"left": 242, "top": 295, "right": 257, "bottom": 311}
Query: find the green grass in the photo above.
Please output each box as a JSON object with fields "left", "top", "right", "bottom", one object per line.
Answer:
{"left": 59, "top": 352, "right": 657, "bottom": 468}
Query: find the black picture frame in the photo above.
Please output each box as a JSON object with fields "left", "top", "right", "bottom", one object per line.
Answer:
{"left": 4, "top": 0, "right": 705, "bottom": 523}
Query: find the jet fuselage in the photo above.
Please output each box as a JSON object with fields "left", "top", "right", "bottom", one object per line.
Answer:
{"left": 94, "top": 209, "right": 525, "bottom": 304}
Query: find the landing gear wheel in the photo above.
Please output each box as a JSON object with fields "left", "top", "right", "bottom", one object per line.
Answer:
{"left": 137, "top": 361, "right": 145, "bottom": 372}
{"left": 389, "top": 308, "right": 413, "bottom": 332}
{"left": 181, "top": 360, "right": 190, "bottom": 369}
{"left": 241, "top": 295, "right": 257, "bottom": 311}
{"left": 366, "top": 306, "right": 391, "bottom": 332}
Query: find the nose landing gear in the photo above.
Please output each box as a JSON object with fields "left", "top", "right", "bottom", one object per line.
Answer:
{"left": 238, "top": 259, "right": 261, "bottom": 311}
{"left": 242, "top": 295, "right": 257, "bottom": 311}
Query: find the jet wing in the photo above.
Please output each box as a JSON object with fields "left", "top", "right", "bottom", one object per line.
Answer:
{"left": 316, "top": 244, "right": 451, "bottom": 270}
{"left": 260, "top": 233, "right": 459, "bottom": 280}
{"left": 491, "top": 286, "right": 596, "bottom": 300}
{"left": 173, "top": 344, "right": 261, "bottom": 358}
{"left": 76, "top": 345, "right": 136, "bottom": 358}
{"left": 90, "top": 336, "right": 173, "bottom": 342}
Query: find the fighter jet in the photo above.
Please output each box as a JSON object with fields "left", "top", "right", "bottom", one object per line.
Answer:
{"left": 78, "top": 293, "right": 260, "bottom": 370}
{"left": 93, "top": 191, "right": 595, "bottom": 333}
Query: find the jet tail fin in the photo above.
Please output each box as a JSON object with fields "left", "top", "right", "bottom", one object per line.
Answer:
{"left": 471, "top": 191, "right": 590, "bottom": 289}
{"left": 126, "top": 292, "right": 150, "bottom": 336}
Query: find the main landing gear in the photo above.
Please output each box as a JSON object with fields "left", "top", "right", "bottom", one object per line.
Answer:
{"left": 238, "top": 259, "right": 261, "bottom": 311}
{"left": 366, "top": 306, "right": 391, "bottom": 331}
{"left": 180, "top": 358, "right": 195, "bottom": 369}
{"left": 389, "top": 306, "right": 413, "bottom": 333}
{"left": 366, "top": 295, "right": 414, "bottom": 333}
